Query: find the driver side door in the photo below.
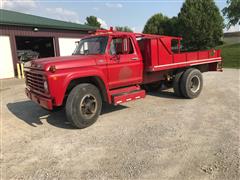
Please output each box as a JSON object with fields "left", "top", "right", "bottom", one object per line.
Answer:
{"left": 107, "top": 35, "right": 143, "bottom": 89}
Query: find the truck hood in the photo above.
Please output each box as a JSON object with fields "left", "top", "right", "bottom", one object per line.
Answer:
{"left": 26, "top": 55, "right": 103, "bottom": 71}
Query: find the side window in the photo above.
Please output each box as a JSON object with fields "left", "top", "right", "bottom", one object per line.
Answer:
{"left": 110, "top": 38, "right": 123, "bottom": 55}
{"left": 110, "top": 37, "right": 134, "bottom": 55}
{"left": 127, "top": 38, "right": 134, "bottom": 54}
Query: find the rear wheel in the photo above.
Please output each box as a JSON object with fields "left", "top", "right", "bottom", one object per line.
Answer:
{"left": 180, "top": 68, "right": 203, "bottom": 99}
{"left": 65, "top": 83, "right": 102, "bottom": 129}
{"left": 173, "top": 71, "right": 184, "bottom": 97}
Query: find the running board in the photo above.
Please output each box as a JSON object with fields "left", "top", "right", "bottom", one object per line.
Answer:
{"left": 112, "top": 89, "right": 146, "bottom": 105}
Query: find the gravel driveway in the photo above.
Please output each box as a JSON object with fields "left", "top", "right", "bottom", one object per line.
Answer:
{"left": 1, "top": 69, "right": 239, "bottom": 180}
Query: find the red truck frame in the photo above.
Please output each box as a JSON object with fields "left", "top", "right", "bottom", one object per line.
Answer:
{"left": 24, "top": 28, "right": 222, "bottom": 128}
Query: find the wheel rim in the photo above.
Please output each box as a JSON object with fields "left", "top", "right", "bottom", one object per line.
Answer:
{"left": 190, "top": 75, "right": 201, "bottom": 93}
{"left": 80, "top": 94, "right": 97, "bottom": 119}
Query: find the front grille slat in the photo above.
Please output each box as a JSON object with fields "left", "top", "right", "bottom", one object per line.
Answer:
{"left": 26, "top": 74, "right": 44, "bottom": 81}
{"left": 28, "top": 84, "right": 45, "bottom": 93}
{"left": 27, "top": 80, "right": 43, "bottom": 89}
{"left": 25, "top": 71, "right": 45, "bottom": 94}
{"left": 26, "top": 77, "right": 44, "bottom": 84}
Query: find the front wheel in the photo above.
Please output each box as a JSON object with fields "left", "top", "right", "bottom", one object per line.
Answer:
{"left": 65, "top": 83, "right": 102, "bottom": 129}
{"left": 180, "top": 68, "right": 203, "bottom": 99}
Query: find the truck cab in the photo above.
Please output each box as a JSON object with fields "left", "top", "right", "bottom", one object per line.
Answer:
{"left": 72, "top": 33, "right": 143, "bottom": 89}
{"left": 24, "top": 28, "right": 222, "bottom": 129}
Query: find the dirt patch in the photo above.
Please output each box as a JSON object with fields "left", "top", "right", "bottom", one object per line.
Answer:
{"left": 1, "top": 69, "right": 240, "bottom": 179}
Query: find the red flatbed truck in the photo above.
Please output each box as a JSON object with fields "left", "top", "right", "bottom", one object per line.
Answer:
{"left": 24, "top": 28, "right": 222, "bottom": 128}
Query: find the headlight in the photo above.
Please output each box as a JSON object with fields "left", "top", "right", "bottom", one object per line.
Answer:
{"left": 43, "top": 81, "right": 49, "bottom": 93}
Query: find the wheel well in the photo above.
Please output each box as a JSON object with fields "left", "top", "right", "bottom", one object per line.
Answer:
{"left": 64, "top": 76, "right": 108, "bottom": 104}
{"left": 194, "top": 64, "right": 209, "bottom": 72}
{"left": 172, "top": 64, "right": 208, "bottom": 75}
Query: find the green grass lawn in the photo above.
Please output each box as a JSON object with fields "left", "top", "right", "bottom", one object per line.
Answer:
{"left": 217, "top": 43, "right": 240, "bottom": 68}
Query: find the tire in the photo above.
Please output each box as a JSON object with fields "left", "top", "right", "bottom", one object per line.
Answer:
{"left": 173, "top": 71, "right": 184, "bottom": 97}
{"left": 65, "top": 83, "right": 102, "bottom": 129}
{"left": 180, "top": 68, "right": 203, "bottom": 99}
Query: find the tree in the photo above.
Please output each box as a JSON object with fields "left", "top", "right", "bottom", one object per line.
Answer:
{"left": 222, "top": 0, "right": 240, "bottom": 28}
{"left": 142, "top": 13, "right": 172, "bottom": 35}
{"left": 178, "top": 0, "right": 224, "bottom": 50}
{"left": 167, "top": 16, "right": 180, "bottom": 36}
{"left": 85, "top": 16, "right": 101, "bottom": 28}
{"left": 115, "top": 26, "right": 133, "bottom": 32}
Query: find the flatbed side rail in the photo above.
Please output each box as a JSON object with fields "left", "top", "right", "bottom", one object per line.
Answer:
{"left": 147, "top": 49, "right": 221, "bottom": 72}
{"left": 173, "top": 49, "right": 220, "bottom": 62}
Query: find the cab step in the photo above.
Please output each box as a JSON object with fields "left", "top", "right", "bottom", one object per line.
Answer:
{"left": 110, "top": 86, "right": 146, "bottom": 105}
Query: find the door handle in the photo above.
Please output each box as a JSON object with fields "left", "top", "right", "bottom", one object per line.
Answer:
{"left": 131, "top": 57, "right": 138, "bottom": 60}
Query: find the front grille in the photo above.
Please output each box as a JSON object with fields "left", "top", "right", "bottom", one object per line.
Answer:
{"left": 25, "top": 71, "right": 45, "bottom": 93}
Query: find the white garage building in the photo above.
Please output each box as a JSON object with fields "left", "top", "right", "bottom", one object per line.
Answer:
{"left": 0, "top": 9, "right": 96, "bottom": 79}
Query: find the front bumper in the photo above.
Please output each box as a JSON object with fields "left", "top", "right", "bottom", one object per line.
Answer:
{"left": 25, "top": 88, "right": 53, "bottom": 110}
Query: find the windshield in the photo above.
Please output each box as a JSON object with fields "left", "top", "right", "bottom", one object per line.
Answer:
{"left": 73, "top": 36, "right": 108, "bottom": 55}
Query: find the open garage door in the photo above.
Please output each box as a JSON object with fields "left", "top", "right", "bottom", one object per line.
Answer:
{"left": 15, "top": 36, "right": 55, "bottom": 62}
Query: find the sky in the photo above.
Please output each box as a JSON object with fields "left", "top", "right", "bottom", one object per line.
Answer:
{"left": 1, "top": 0, "right": 239, "bottom": 32}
